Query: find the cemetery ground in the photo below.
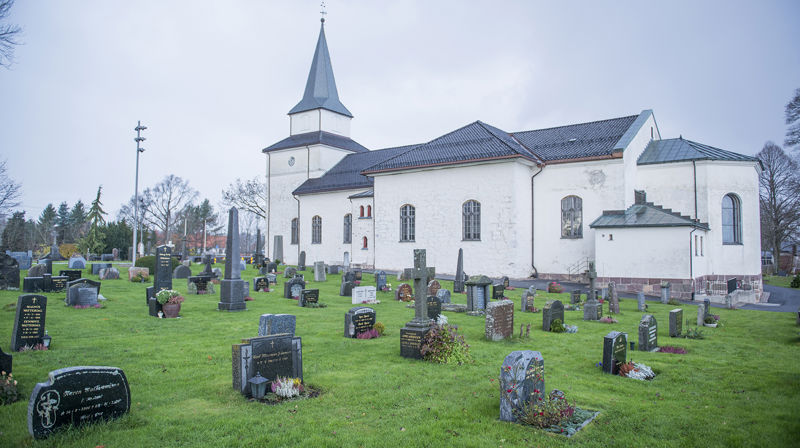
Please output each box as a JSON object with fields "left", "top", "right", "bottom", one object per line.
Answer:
{"left": 1, "top": 264, "right": 798, "bottom": 447}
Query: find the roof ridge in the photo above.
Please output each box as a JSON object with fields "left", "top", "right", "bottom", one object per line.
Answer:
{"left": 511, "top": 114, "right": 640, "bottom": 135}
{"left": 476, "top": 121, "right": 535, "bottom": 159}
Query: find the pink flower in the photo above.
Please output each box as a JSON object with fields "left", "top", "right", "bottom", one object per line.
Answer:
{"left": 506, "top": 389, "right": 512, "bottom": 393}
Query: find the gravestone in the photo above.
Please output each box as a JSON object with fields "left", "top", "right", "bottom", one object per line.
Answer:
{"left": 258, "top": 314, "right": 296, "bottom": 337}
{"left": 0, "top": 253, "right": 20, "bottom": 289}
{"left": 352, "top": 286, "right": 377, "bottom": 304}
{"left": 239, "top": 258, "right": 246, "bottom": 272}
{"left": 187, "top": 276, "right": 210, "bottom": 294}
{"left": 112, "top": 248, "right": 119, "bottom": 260}
{"left": 299, "top": 289, "right": 319, "bottom": 307}
{"left": 68, "top": 255, "right": 86, "bottom": 269}
{"left": 703, "top": 298, "right": 711, "bottom": 320}
{"left": 697, "top": 305, "right": 705, "bottom": 326}
{"left": 232, "top": 335, "right": 302, "bottom": 396}
{"left": 376, "top": 270, "right": 388, "bottom": 290}
{"left": 199, "top": 255, "right": 215, "bottom": 277}
{"left": 638, "top": 315, "right": 658, "bottom": 351}
{"left": 352, "top": 268, "right": 362, "bottom": 281}
{"left": 400, "top": 250, "right": 433, "bottom": 359}
{"left": 212, "top": 267, "right": 223, "bottom": 278}
{"left": 485, "top": 299, "right": 514, "bottom": 341}
{"left": 11, "top": 294, "right": 47, "bottom": 351}
{"left": 266, "top": 262, "right": 278, "bottom": 274}
{"left": 465, "top": 275, "right": 492, "bottom": 311}
{"left": 602, "top": 331, "right": 627, "bottom": 374}
{"left": 253, "top": 277, "right": 269, "bottom": 292}
{"left": 608, "top": 281, "right": 620, "bottom": 314}
{"left": 344, "top": 306, "right": 376, "bottom": 338}
{"left": 343, "top": 252, "right": 350, "bottom": 267}
{"left": 395, "top": 283, "right": 413, "bottom": 301}
{"left": 58, "top": 269, "right": 81, "bottom": 283}
{"left": 28, "top": 263, "right": 47, "bottom": 278}
{"left": 22, "top": 276, "right": 43, "bottom": 293}
{"left": 727, "top": 278, "right": 738, "bottom": 294}
{"left": 101, "top": 254, "right": 114, "bottom": 261}
{"left": 284, "top": 277, "right": 306, "bottom": 299}
{"left": 98, "top": 267, "right": 120, "bottom": 280}
{"left": 65, "top": 279, "right": 101, "bottom": 307}
{"left": 669, "top": 308, "right": 683, "bottom": 337}
{"left": 343, "top": 270, "right": 356, "bottom": 284}
{"left": 91, "top": 263, "right": 112, "bottom": 275}
{"left": 542, "top": 300, "right": 565, "bottom": 332}
{"left": 637, "top": 292, "right": 646, "bottom": 312}
{"left": 502, "top": 276, "right": 510, "bottom": 288}
{"left": 492, "top": 284, "right": 505, "bottom": 300}
{"left": 499, "top": 350, "right": 544, "bottom": 422}
{"left": 427, "top": 279, "right": 441, "bottom": 297}
{"left": 427, "top": 295, "right": 442, "bottom": 321}
{"left": 454, "top": 248, "right": 465, "bottom": 293}
{"left": 173, "top": 264, "right": 191, "bottom": 279}
{"left": 297, "top": 251, "right": 306, "bottom": 271}
{"left": 340, "top": 279, "right": 355, "bottom": 297}
{"left": 314, "top": 262, "right": 326, "bottom": 282}
{"left": 284, "top": 267, "right": 297, "bottom": 278}
{"left": 7, "top": 251, "right": 32, "bottom": 270}
{"left": 27, "top": 366, "right": 131, "bottom": 440}
{"left": 327, "top": 265, "right": 340, "bottom": 275}
{"left": 248, "top": 335, "right": 297, "bottom": 392}
{"left": 128, "top": 267, "right": 149, "bottom": 281}
{"left": 436, "top": 288, "right": 451, "bottom": 304}
{"left": 660, "top": 282, "right": 671, "bottom": 303}
{"left": 584, "top": 300, "right": 602, "bottom": 321}
{"left": 521, "top": 287, "right": 536, "bottom": 312}
{"left": 570, "top": 290, "right": 581, "bottom": 304}
{"left": 219, "top": 208, "right": 247, "bottom": 312}
{"left": 254, "top": 228, "right": 263, "bottom": 267}
{"left": 0, "top": 346, "right": 11, "bottom": 374}
{"left": 266, "top": 273, "right": 277, "bottom": 284}
{"left": 272, "top": 235, "right": 283, "bottom": 262}
{"left": 44, "top": 259, "right": 53, "bottom": 275}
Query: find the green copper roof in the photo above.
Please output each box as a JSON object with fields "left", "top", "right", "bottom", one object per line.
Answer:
{"left": 288, "top": 22, "right": 353, "bottom": 118}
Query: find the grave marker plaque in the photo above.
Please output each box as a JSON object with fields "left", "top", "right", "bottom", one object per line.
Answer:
{"left": 669, "top": 308, "right": 683, "bottom": 337}
{"left": 638, "top": 315, "right": 658, "bottom": 351}
{"left": 27, "top": 366, "right": 131, "bottom": 439}
{"left": 11, "top": 294, "right": 47, "bottom": 351}
{"left": 299, "top": 289, "right": 319, "bottom": 307}
{"left": 250, "top": 334, "right": 294, "bottom": 384}
{"left": 345, "top": 306, "right": 376, "bottom": 338}
{"left": 486, "top": 299, "right": 514, "bottom": 341}
{"left": 602, "top": 331, "right": 627, "bottom": 374}
{"left": 427, "top": 295, "right": 441, "bottom": 321}
{"left": 499, "top": 350, "right": 544, "bottom": 422}
{"left": 492, "top": 284, "right": 505, "bottom": 300}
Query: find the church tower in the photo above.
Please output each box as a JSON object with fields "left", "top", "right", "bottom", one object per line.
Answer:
{"left": 262, "top": 18, "right": 368, "bottom": 264}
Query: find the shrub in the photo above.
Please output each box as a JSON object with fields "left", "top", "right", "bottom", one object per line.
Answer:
{"left": 373, "top": 322, "right": 385, "bottom": 335}
{"left": 130, "top": 271, "right": 150, "bottom": 283}
{"left": 667, "top": 298, "right": 682, "bottom": 306}
{"left": 134, "top": 256, "right": 180, "bottom": 274}
{"left": 550, "top": 319, "right": 565, "bottom": 333}
{"left": 420, "top": 324, "right": 472, "bottom": 365}
{"left": 59, "top": 244, "right": 79, "bottom": 259}
{"left": 704, "top": 316, "right": 716, "bottom": 324}
{"left": 683, "top": 327, "right": 705, "bottom": 339}
{"left": 0, "top": 371, "right": 19, "bottom": 405}
{"left": 791, "top": 274, "right": 800, "bottom": 288}
{"left": 515, "top": 391, "right": 575, "bottom": 429}
{"left": 547, "top": 282, "right": 564, "bottom": 293}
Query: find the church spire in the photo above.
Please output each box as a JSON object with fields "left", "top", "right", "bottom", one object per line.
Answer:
{"left": 288, "top": 18, "right": 353, "bottom": 118}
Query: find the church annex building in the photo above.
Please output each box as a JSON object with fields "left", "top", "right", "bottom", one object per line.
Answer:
{"left": 261, "top": 21, "right": 762, "bottom": 300}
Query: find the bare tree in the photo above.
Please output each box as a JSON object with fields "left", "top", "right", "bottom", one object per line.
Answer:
{"left": 0, "top": 158, "right": 22, "bottom": 219}
{"left": 0, "top": 0, "right": 22, "bottom": 68}
{"left": 140, "top": 175, "right": 197, "bottom": 245}
{"left": 758, "top": 141, "right": 800, "bottom": 270}
{"left": 222, "top": 177, "right": 267, "bottom": 220}
{"left": 786, "top": 88, "right": 800, "bottom": 152}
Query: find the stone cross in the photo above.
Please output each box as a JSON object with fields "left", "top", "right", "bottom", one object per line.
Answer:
{"left": 586, "top": 261, "right": 597, "bottom": 301}
{"left": 408, "top": 249, "right": 431, "bottom": 328}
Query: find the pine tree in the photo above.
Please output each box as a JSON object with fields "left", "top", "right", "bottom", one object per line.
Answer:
{"left": 68, "top": 200, "right": 87, "bottom": 242}
{"left": 0, "top": 210, "right": 26, "bottom": 251}
{"left": 78, "top": 186, "right": 107, "bottom": 255}
{"left": 56, "top": 201, "right": 70, "bottom": 243}
{"left": 36, "top": 203, "right": 57, "bottom": 246}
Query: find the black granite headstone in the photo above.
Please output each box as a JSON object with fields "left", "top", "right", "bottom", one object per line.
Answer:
{"left": 493, "top": 284, "right": 505, "bottom": 300}
{"left": 0, "top": 346, "right": 12, "bottom": 374}
{"left": 154, "top": 245, "right": 173, "bottom": 293}
{"left": 345, "top": 306, "right": 376, "bottom": 338}
{"left": 427, "top": 295, "right": 442, "bottom": 321}
{"left": 11, "top": 294, "right": 47, "bottom": 351}
{"left": 376, "top": 271, "right": 388, "bottom": 290}
{"left": 59, "top": 269, "right": 82, "bottom": 283}
{"left": 65, "top": 279, "right": 101, "bottom": 306}
{"left": 250, "top": 334, "right": 294, "bottom": 383}
{"left": 299, "top": 289, "right": 319, "bottom": 307}
{"left": 253, "top": 277, "right": 269, "bottom": 292}
{"left": 602, "top": 331, "right": 627, "bottom": 374}
{"left": 188, "top": 276, "right": 210, "bottom": 294}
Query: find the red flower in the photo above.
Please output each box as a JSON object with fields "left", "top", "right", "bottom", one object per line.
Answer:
{"left": 506, "top": 389, "right": 512, "bottom": 393}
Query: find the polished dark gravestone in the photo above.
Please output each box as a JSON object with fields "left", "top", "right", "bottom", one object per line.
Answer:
{"left": 199, "top": 255, "right": 215, "bottom": 277}
{"left": 542, "top": 300, "right": 564, "bottom": 332}
{"left": 427, "top": 295, "right": 442, "bottom": 321}
{"left": 173, "top": 264, "right": 191, "bottom": 279}
{"left": 638, "top": 314, "right": 658, "bottom": 351}
{"left": 499, "top": 350, "right": 544, "bottom": 422}
{"left": 219, "top": 207, "right": 247, "bottom": 312}
{"left": 465, "top": 275, "right": 492, "bottom": 311}
{"left": 339, "top": 279, "right": 355, "bottom": 297}
{"left": 265, "top": 262, "right": 278, "bottom": 274}
{"left": 400, "top": 250, "right": 434, "bottom": 359}
{"left": 251, "top": 334, "right": 294, "bottom": 383}
{"left": 375, "top": 270, "right": 387, "bottom": 290}
{"left": 453, "top": 248, "right": 465, "bottom": 293}
{"left": 299, "top": 289, "right": 319, "bottom": 307}
{"left": 602, "top": 331, "right": 627, "bottom": 374}
{"left": 0, "top": 253, "right": 20, "bottom": 290}
{"left": 23, "top": 274, "right": 67, "bottom": 293}
{"left": 486, "top": 299, "right": 514, "bottom": 341}
{"left": 1, "top": 345, "right": 12, "bottom": 374}
{"left": 188, "top": 276, "right": 211, "bottom": 294}
{"left": 345, "top": 306, "right": 376, "bottom": 338}
{"left": 669, "top": 308, "right": 683, "bottom": 337}
{"left": 571, "top": 290, "right": 582, "bottom": 305}
{"left": 11, "top": 294, "right": 47, "bottom": 351}
{"left": 285, "top": 277, "right": 306, "bottom": 299}
{"left": 395, "top": 283, "right": 412, "bottom": 301}
{"left": 27, "top": 366, "right": 131, "bottom": 439}
{"left": 232, "top": 333, "right": 301, "bottom": 397}
{"left": 65, "top": 279, "right": 101, "bottom": 307}
{"left": 253, "top": 277, "right": 269, "bottom": 292}
{"left": 492, "top": 284, "right": 505, "bottom": 300}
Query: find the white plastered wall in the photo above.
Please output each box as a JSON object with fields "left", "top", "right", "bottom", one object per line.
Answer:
{"left": 622, "top": 113, "right": 660, "bottom": 207}
{"left": 296, "top": 189, "right": 358, "bottom": 266}
{"left": 350, "top": 196, "right": 375, "bottom": 266}
{"left": 594, "top": 227, "right": 692, "bottom": 279}
{"left": 290, "top": 109, "right": 352, "bottom": 137}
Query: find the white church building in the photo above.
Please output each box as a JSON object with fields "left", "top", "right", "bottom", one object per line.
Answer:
{"left": 261, "top": 21, "right": 762, "bottom": 300}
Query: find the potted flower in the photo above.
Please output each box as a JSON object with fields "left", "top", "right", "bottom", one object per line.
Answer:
{"left": 156, "top": 289, "right": 184, "bottom": 318}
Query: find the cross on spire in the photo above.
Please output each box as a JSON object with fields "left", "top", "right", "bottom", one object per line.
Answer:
{"left": 320, "top": 1, "right": 327, "bottom": 23}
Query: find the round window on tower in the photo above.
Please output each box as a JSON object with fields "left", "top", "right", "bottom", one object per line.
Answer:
{"left": 288, "top": 156, "right": 295, "bottom": 166}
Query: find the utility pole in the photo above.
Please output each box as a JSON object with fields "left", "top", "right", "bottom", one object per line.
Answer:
{"left": 132, "top": 121, "right": 146, "bottom": 265}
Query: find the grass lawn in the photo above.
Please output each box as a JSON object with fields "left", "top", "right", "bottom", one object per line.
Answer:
{"left": 764, "top": 275, "right": 798, "bottom": 289}
{"left": 1, "top": 262, "right": 799, "bottom": 447}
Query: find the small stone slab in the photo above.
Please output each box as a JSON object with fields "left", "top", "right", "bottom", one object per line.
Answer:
{"left": 352, "top": 286, "right": 377, "bottom": 304}
{"left": 669, "top": 308, "right": 683, "bottom": 337}
{"left": 486, "top": 299, "right": 514, "bottom": 341}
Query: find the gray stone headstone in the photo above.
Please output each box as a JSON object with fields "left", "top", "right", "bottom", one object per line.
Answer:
{"left": 27, "top": 366, "right": 131, "bottom": 439}
{"left": 697, "top": 305, "right": 705, "bottom": 326}
{"left": 0, "top": 253, "right": 20, "bottom": 290}
{"left": 284, "top": 266, "right": 297, "bottom": 278}
{"left": 638, "top": 314, "right": 658, "bottom": 352}
{"left": 499, "top": 350, "right": 544, "bottom": 422}
{"left": 7, "top": 251, "right": 32, "bottom": 270}
{"left": 272, "top": 235, "right": 283, "bottom": 262}
{"left": 297, "top": 251, "right": 306, "bottom": 271}
{"left": 485, "top": 299, "right": 514, "bottom": 341}
{"left": 314, "top": 262, "right": 327, "bottom": 282}
{"left": 11, "top": 294, "right": 47, "bottom": 351}
{"left": 91, "top": 263, "right": 112, "bottom": 275}
{"left": 28, "top": 263, "right": 47, "bottom": 278}
{"left": 521, "top": 287, "right": 536, "bottom": 312}
{"left": 661, "top": 283, "right": 671, "bottom": 304}
{"left": 454, "top": 248, "right": 465, "bottom": 293}
{"left": 375, "top": 270, "right": 387, "bottom": 290}
{"left": 98, "top": 267, "right": 120, "bottom": 280}
{"left": 436, "top": 288, "right": 451, "bottom": 304}
{"left": 608, "top": 281, "right": 619, "bottom": 314}
{"left": 219, "top": 207, "right": 246, "bottom": 311}
{"left": 570, "top": 290, "right": 581, "bottom": 304}
{"left": 465, "top": 275, "right": 492, "bottom": 311}
{"left": 65, "top": 279, "right": 101, "bottom": 306}
{"left": 266, "top": 273, "right": 277, "bottom": 284}
{"left": 703, "top": 298, "right": 711, "bottom": 321}
{"left": 669, "top": 308, "right": 683, "bottom": 337}
{"left": 542, "top": 300, "right": 564, "bottom": 331}
{"left": 637, "top": 292, "right": 646, "bottom": 312}
{"left": 258, "top": 314, "right": 296, "bottom": 337}
{"left": 602, "top": 331, "right": 627, "bottom": 375}
{"left": 583, "top": 299, "right": 601, "bottom": 321}
{"left": 68, "top": 256, "right": 86, "bottom": 269}
{"left": 173, "top": 264, "right": 191, "bottom": 279}
{"left": 284, "top": 277, "right": 306, "bottom": 299}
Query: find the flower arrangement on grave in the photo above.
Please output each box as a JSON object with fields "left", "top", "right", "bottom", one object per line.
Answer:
{"left": 271, "top": 377, "right": 303, "bottom": 398}
{"left": 18, "top": 343, "right": 48, "bottom": 352}
{"left": 420, "top": 324, "right": 473, "bottom": 365}
{"left": 564, "top": 324, "right": 578, "bottom": 333}
{"left": 0, "top": 371, "right": 19, "bottom": 405}
{"left": 547, "top": 282, "right": 564, "bottom": 293}
{"left": 156, "top": 289, "right": 184, "bottom": 305}
{"left": 618, "top": 362, "right": 655, "bottom": 380}
{"left": 72, "top": 303, "right": 103, "bottom": 309}
{"left": 356, "top": 329, "right": 380, "bottom": 339}
{"left": 657, "top": 346, "right": 687, "bottom": 354}
{"left": 598, "top": 316, "right": 618, "bottom": 324}
{"left": 130, "top": 271, "right": 150, "bottom": 283}
{"left": 305, "top": 302, "right": 328, "bottom": 308}
{"left": 380, "top": 283, "right": 392, "bottom": 292}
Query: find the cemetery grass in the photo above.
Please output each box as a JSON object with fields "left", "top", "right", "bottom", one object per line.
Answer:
{"left": 0, "top": 265, "right": 798, "bottom": 447}
{"left": 763, "top": 275, "right": 794, "bottom": 288}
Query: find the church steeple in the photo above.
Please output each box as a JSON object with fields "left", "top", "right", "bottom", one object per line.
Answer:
{"left": 289, "top": 20, "right": 353, "bottom": 118}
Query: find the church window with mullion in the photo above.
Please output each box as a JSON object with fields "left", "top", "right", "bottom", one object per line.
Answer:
{"left": 561, "top": 196, "right": 583, "bottom": 238}
{"left": 462, "top": 200, "right": 481, "bottom": 241}
{"left": 311, "top": 216, "right": 322, "bottom": 244}
{"left": 400, "top": 205, "right": 415, "bottom": 242}
{"left": 343, "top": 214, "right": 352, "bottom": 244}
{"left": 291, "top": 218, "right": 298, "bottom": 245}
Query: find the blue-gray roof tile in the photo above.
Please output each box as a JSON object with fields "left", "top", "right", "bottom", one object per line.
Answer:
{"left": 638, "top": 138, "right": 759, "bottom": 165}
{"left": 590, "top": 202, "right": 709, "bottom": 230}
{"left": 262, "top": 131, "right": 369, "bottom": 154}
{"left": 511, "top": 115, "right": 639, "bottom": 161}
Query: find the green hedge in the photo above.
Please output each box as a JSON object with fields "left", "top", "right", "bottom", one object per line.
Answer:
{"left": 134, "top": 255, "right": 181, "bottom": 273}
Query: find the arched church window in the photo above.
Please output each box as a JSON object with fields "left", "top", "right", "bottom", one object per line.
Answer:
{"left": 400, "top": 205, "right": 415, "bottom": 242}
{"left": 291, "top": 218, "right": 298, "bottom": 245}
{"left": 561, "top": 196, "right": 583, "bottom": 238}
{"left": 312, "top": 216, "right": 322, "bottom": 244}
{"left": 359, "top": 206, "right": 364, "bottom": 218}
{"left": 722, "top": 194, "right": 742, "bottom": 244}
{"left": 367, "top": 205, "right": 372, "bottom": 217}
{"left": 362, "top": 236, "right": 368, "bottom": 249}
{"left": 462, "top": 200, "right": 481, "bottom": 241}
{"left": 343, "top": 214, "right": 352, "bottom": 244}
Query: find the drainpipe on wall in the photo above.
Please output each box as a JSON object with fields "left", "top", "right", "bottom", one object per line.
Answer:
{"left": 372, "top": 196, "right": 376, "bottom": 269}
{"left": 530, "top": 164, "right": 544, "bottom": 277}
{"left": 294, "top": 194, "right": 301, "bottom": 263}
{"left": 692, "top": 160, "right": 698, "bottom": 219}
{"left": 266, "top": 153, "right": 271, "bottom": 259}
{"left": 689, "top": 227, "right": 697, "bottom": 300}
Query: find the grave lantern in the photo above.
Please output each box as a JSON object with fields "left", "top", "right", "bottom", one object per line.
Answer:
{"left": 42, "top": 330, "right": 51, "bottom": 349}
{"left": 248, "top": 372, "right": 269, "bottom": 399}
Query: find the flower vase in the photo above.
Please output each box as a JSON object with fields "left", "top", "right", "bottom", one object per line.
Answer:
{"left": 162, "top": 302, "right": 181, "bottom": 318}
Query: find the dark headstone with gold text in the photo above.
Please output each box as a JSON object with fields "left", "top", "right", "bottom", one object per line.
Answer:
{"left": 11, "top": 294, "right": 47, "bottom": 351}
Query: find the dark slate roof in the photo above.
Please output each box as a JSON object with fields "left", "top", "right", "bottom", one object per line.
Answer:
{"left": 288, "top": 23, "right": 353, "bottom": 117}
{"left": 262, "top": 131, "right": 369, "bottom": 154}
{"left": 363, "top": 121, "right": 539, "bottom": 174}
{"left": 590, "top": 202, "right": 709, "bottom": 230}
{"left": 293, "top": 145, "right": 418, "bottom": 195}
{"left": 511, "top": 114, "right": 639, "bottom": 162}
{"left": 638, "top": 138, "right": 760, "bottom": 165}
{"left": 348, "top": 189, "right": 374, "bottom": 199}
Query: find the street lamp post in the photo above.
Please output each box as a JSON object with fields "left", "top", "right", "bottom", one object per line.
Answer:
{"left": 132, "top": 121, "right": 146, "bottom": 265}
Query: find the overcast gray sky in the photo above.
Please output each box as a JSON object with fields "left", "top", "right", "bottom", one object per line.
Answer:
{"left": 1, "top": 0, "right": 798, "bottom": 221}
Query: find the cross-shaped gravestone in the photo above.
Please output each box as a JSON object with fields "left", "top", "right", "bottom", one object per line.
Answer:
{"left": 408, "top": 249, "right": 431, "bottom": 328}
